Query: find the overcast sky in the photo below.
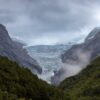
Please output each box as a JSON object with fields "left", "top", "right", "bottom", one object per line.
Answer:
{"left": 0, "top": 0, "right": 100, "bottom": 45}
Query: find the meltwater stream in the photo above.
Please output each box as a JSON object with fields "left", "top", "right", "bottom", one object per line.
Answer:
{"left": 26, "top": 45, "right": 71, "bottom": 83}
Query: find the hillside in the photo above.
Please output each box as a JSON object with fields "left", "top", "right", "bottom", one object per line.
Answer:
{"left": 0, "top": 56, "right": 67, "bottom": 100}
{"left": 0, "top": 55, "right": 100, "bottom": 100}
{"left": 52, "top": 27, "right": 100, "bottom": 84}
{"left": 0, "top": 24, "right": 42, "bottom": 74}
{"left": 59, "top": 56, "right": 100, "bottom": 100}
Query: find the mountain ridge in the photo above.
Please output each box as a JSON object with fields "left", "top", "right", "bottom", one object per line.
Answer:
{"left": 0, "top": 24, "right": 42, "bottom": 74}
{"left": 52, "top": 27, "right": 100, "bottom": 85}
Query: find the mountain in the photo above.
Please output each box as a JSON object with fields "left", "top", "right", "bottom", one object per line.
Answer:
{"left": 59, "top": 56, "right": 100, "bottom": 100}
{"left": 62, "top": 27, "right": 100, "bottom": 63}
{"left": 26, "top": 44, "right": 72, "bottom": 83}
{"left": 0, "top": 24, "right": 42, "bottom": 74}
{"left": 0, "top": 56, "right": 66, "bottom": 100}
{"left": 52, "top": 27, "right": 100, "bottom": 85}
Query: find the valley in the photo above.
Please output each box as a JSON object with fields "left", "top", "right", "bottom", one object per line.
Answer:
{"left": 26, "top": 45, "right": 72, "bottom": 83}
{"left": 0, "top": 24, "right": 100, "bottom": 100}
{"left": 1, "top": 0, "right": 100, "bottom": 99}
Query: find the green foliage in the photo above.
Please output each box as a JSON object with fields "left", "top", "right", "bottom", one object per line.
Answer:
{"left": 0, "top": 56, "right": 65, "bottom": 100}
{"left": 59, "top": 57, "right": 100, "bottom": 100}
{"left": 0, "top": 56, "right": 100, "bottom": 100}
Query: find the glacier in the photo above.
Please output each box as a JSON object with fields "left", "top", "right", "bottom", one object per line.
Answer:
{"left": 26, "top": 45, "right": 72, "bottom": 83}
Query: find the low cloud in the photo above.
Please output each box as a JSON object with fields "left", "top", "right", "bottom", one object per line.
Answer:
{"left": 52, "top": 49, "right": 91, "bottom": 85}
{"left": 0, "top": 0, "right": 100, "bottom": 45}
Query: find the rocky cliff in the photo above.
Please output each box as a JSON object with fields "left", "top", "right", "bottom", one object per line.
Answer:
{"left": 52, "top": 27, "right": 100, "bottom": 85}
{"left": 0, "top": 24, "right": 42, "bottom": 74}
{"left": 62, "top": 27, "right": 100, "bottom": 63}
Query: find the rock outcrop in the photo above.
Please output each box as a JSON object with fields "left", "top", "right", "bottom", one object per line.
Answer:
{"left": 0, "top": 24, "right": 42, "bottom": 74}
{"left": 51, "top": 27, "right": 100, "bottom": 85}
{"left": 62, "top": 27, "right": 100, "bottom": 63}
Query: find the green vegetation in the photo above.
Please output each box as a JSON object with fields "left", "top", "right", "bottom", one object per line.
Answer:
{"left": 0, "top": 56, "right": 100, "bottom": 100}
{"left": 0, "top": 56, "right": 66, "bottom": 100}
{"left": 59, "top": 56, "right": 100, "bottom": 100}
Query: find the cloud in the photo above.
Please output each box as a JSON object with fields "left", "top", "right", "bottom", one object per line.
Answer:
{"left": 0, "top": 0, "right": 100, "bottom": 45}
{"left": 52, "top": 49, "right": 91, "bottom": 85}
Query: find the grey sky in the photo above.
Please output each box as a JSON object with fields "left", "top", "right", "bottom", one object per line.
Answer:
{"left": 0, "top": 0, "right": 100, "bottom": 45}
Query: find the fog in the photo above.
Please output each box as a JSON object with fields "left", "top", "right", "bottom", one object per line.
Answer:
{"left": 52, "top": 49, "right": 92, "bottom": 84}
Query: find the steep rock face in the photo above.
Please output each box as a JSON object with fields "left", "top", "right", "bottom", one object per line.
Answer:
{"left": 52, "top": 27, "right": 100, "bottom": 85}
{"left": 62, "top": 27, "right": 100, "bottom": 63}
{"left": 0, "top": 24, "right": 42, "bottom": 74}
